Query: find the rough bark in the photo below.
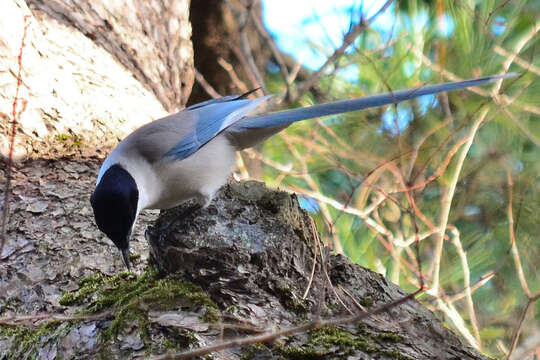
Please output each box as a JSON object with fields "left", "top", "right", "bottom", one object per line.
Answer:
{"left": 147, "top": 181, "right": 490, "bottom": 360}
{"left": 0, "top": 0, "right": 192, "bottom": 161}
{"left": 1, "top": 170, "right": 489, "bottom": 359}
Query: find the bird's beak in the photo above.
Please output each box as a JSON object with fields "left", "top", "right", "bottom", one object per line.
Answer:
{"left": 120, "top": 248, "right": 131, "bottom": 270}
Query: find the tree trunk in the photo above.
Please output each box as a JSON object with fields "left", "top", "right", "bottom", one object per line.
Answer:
{"left": 189, "top": 0, "right": 271, "bottom": 105}
{"left": 1, "top": 171, "right": 488, "bottom": 359}
{"left": 0, "top": 0, "right": 192, "bottom": 161}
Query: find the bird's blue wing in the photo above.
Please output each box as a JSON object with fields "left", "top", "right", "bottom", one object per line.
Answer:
{"left": 163, "top": 95, "right": 271, "bottom": 160}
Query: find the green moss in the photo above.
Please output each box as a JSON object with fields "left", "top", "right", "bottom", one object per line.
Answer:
{"left": 274, "top": 281, "right": 308, "bottom": 314}
{"left": 129, "top": 252, "right": 142, "bottom": 262}
{"left": 59, "top": 267, "right": 220, "bottom": 350}
{"left": 380, "top": 349, "right": 413, "bottom": 360}
{"left": 102, "top": 308, "right": 149, "bottom": 342}
{"left": 0, "top": 321, "right": 67, "bottom": 359}
{"left": 244, "top": 326, "right": 383, "bottom": 359}
{"left": 0, "top": 298, "right": 22, "bottom": 315}
{"left": 242, "top": 343, "right": 271, "bottom": 360}
{"left": 59, "top": 271, "right": 134, "bottom": 307}
{"left": 310, "top": 326, "right": 378, "bottom": 354}
{"left": 225, "top": 304, "right": 239, "bottom": 313}
{"left": 274, "top": 344, "right": 325, "bottom": 359}
{"left": 359, "top": 297, "right": 374, "bottom": 307}
{"left": 147, "top": 327, "right": 198, "bottom": 355}
{"left": 375, "top": 331, "right": 404, "bottom": 343}
{"left": 55, "top": 133, "right": 82, "bottom": 147}
{"left": 239, "top": 326, "right": 411, "bottom": 359}
{"left": 310, "top": 327, "right": 410, "bottom": 359}
{"left": 72, "top": 135, "right": 83, "bottom": 147}
{"left": 56, "top": 133, "right": 70, "bottom": 142}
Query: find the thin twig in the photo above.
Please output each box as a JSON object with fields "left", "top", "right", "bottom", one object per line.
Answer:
{"left": 507, "top": 292, "right": 540, "bottom": 359}
{"left": 493, "top": 19, "right": 539, "bottom": 93}
{"left": 338, "top": 285, "right": 367, "bottom": 313}
{"left": 449, "top": 226, "right": 482, "bottom": 349}
{"left": 429, "top": 107, "right": 489, "bottom": 296}
{"left": 494, "top": 45, "right": 540, "bottom": 76}
{"left": 407, "top": 42, "right": 540, "bottom": 116}
{"left": 280, "top": 133, "right": 344, "bottom": 253}
{"left": 314, "top": 224, "right": 353, "bottom": 315}
{"left": 247, "top": 1, "right": 291, "bottom": 97}
{"left": 293, "top": 0, "right": 394, "bottom": 102}
{"left": 217, "top": 57, "right": 249, "bottom": 93}
{"left": 446, "top": 272, "right": 494, "bottom": 304}
{"left": 1, "top": 15, "right": 30, "bottom": 259}
{"left": 434, "top": 296, "right": 479, "bottom": 349}
{"left": 302, "top": 218, "right": 319, "bottom": 299}
{"left": 506, "top": 169, "right": 531, "bottom": 297}
{"left": 0, "top": 310, "right": 113, "bottom": 327}
{"left": 193, "top": 68, "right": 221, "bottom": 99}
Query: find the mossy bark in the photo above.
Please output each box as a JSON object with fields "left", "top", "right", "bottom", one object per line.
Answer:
{"left": 1, "top": 180, "right": 489, "bottom": 359}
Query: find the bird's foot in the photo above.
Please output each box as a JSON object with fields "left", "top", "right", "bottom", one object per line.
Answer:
{"left": 146, "top": 202, "right": 202, "bottom": 242}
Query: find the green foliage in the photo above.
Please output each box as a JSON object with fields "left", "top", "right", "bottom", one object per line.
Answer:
{"left": 259, "top": 0, "right": 539, "bottom": 356}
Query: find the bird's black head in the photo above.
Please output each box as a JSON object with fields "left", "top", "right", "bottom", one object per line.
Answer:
{"left": 91, "top": 164, "right": 139, "bottom": 268}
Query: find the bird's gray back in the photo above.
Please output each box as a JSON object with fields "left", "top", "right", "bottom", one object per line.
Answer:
{"left": 124, "top": 112, "right": 198, "bottom": 164}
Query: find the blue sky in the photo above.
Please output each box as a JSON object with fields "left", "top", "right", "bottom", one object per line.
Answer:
{"left": 262, "top": 0, "right": 395, "bottom": 70}
{"left": 262, "top": 0, "right": 457, "bottom": 71}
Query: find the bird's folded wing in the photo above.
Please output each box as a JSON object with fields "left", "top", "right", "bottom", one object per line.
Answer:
{"left": 159, "top": 95, "right": 271, "bottom": 161}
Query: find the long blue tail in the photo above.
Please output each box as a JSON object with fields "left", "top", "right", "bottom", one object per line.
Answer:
{"left": 238, "top": 73, "right": 516, "bottom": 129}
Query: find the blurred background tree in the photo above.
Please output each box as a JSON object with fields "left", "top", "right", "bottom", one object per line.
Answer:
{"left": 193, "top": 0, "right": 538, "bottom": 358}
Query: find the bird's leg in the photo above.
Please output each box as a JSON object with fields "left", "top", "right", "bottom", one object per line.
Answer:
{"left": 146, "top": 193, "right": 212, "bottom": 240}
{"left": 146, "top": 202, "right": 201, "bottom": 242}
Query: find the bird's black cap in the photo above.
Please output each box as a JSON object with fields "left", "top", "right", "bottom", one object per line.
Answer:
{"left": 91, "top": 164, "right": 138, "bottom": 269}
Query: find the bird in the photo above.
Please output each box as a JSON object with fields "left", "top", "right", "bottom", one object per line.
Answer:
{"left": 90, "top": 73, "right": 516, "bottom": 269}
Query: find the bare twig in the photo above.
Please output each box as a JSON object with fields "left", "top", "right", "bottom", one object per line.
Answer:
{"left": 434, "top": 297, "right": 479, "bottom": 349}
{"left": 338, "top": 285, "right": 367, "bottom": 313}
{"left": 494, "top": 45, "right": 540, "bottom": 76}
{"left": 292, "top": 0, "right": 394, "bottom": 102}
{"left": 280, "top": 132, "right": 344, "bottom": 253}
{"left": 193, "top": 68, "right": 222, "bottom": 99}
{"left": 247, "top": 2, "right": 292, "bottom": 97}
{"left": 229, "top": 44, "right": 264, "bottom": 94}
{"left": 302, "top": 218, "right": 320, "bottom": 299}
{"left": 307, "top": 215, "right": 352, "bottom": 314}
{"left": 484, "top": 0, "right": 513, "bottom": 26}
{"left": 429, "top": 107, "right": 489, "bottom": 296}
{"left": 218, "top": 57, "right": 249, "bottom": 93}
{"left": 1, "top": 15, "right": 30, "bottom": 260}
{"left": 238, "top": 4, "right": 265, "bottom": 90}
{"left": 507, "top": 292, "right": 540, "bottom": 359}
{"left": 408, "top": 42, "right": 540, "bottom": 116}
{"left": 492, "top": 19, "right": 539, "bottom": 94}
{"left": 506, "top": 170, "right": 531, "bottom": 297}
{"left": 449, "top": 226, "right": 482, "bottom": 349}
{"left": 446, "top": 272, "right": 495, "bottom": 304}
{"left": 0, "top": 310, "right": 113, "bottom": 327}
{"left": 285, "top": 185, "right": 389, "bottom": 237}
